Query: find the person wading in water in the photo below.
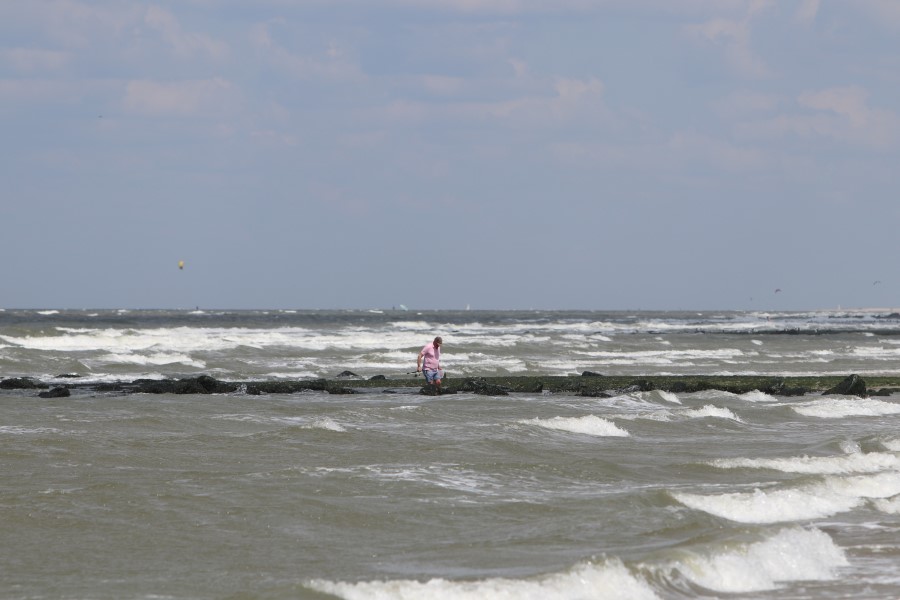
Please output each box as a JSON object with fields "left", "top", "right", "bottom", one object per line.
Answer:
{"left": 416, "top": 336, "right": 443, "bottom": 395}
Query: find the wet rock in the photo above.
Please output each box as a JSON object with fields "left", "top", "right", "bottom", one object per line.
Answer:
{"left": 336, "top": 370, "right": 359, "bottom": 378}
{"left": 246, "top": 379, "right": 327, "bottom": 395}
{"left": 134, "top": 375, "right": 239, "bottom": 394}
{"left": 580, "top": 389, "right": 614, "bottom": 398}
{"left": 870, "top": 388, "right": 899, "bottom": 396}
{"left": 669, "top": 380, "right": 712, "bottom": 394}
{"left": 631, "top": 379, "right": 655, "bottom": 392}
{"left": 39, "top": 387, "right": 71, "bottom": 398}
{"left": 823, "top": 374, "right": 867, "bottom": 397}
{"left": 369, "top": 374, "right": 387, "bottom": 380}
{"left": 759, "top": 378, "right": 810, "bottom": 397}
{"left": 582, "top": 371, "right": 603, "bottom": 377}
{"left": 94, "top": 383, "right": 127, "bottom": 392}
{"left": 1, "top": 377, "right": 47, "bottom": 390}
{"left": 459, "top": 378, "right": 509, "bottom": 396}
{"left": 327, "top": 387, "right": 360, "bottom": 395}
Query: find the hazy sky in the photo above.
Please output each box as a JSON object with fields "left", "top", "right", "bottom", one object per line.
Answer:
{"left": 2, "top": 0, "right": 899, "bottom": 311}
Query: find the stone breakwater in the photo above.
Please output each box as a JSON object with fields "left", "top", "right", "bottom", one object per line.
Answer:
{"left": 2, "top": 373, "right": 899, "bottom": 398}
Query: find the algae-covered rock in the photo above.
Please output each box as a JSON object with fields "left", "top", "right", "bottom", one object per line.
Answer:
{"left": 458, "top": 378, "right": 510, "bottom": 396}
{"left": 1, "top": 377, "right": 46, "bottom": 390}
{"left": 823, "top": 374, "right": 867, "bottom": 397}
{"left": 247, "top": 379, "right": 327, "bottom": 395}
{"left": 135, "top": 375, "right": 239, "bottom": 394}
{"left": 39, "top": 386, "right": 71, "bottom": 398}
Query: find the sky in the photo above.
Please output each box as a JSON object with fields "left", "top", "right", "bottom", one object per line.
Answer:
{"left": 1, "top": 0, "right": 899, "bottom": 311}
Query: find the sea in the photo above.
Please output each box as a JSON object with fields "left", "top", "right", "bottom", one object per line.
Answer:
{"left": 3, "top": 307, "right": 900, "bottom": 599}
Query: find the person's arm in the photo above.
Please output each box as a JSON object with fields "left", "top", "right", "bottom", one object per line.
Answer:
{"left": 417, "top": 349, "right": 424, "bottom": 372}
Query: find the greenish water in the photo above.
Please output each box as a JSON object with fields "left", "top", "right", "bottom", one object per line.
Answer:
{"left": 3, "top": 309, "right": 900, "bottom": 599}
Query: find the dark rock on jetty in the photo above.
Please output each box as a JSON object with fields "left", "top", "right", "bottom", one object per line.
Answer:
{"left": 582, "top": 371, "right": 603, "bottom": 377}
{"left": 1, "top": 377, "right": 47, "bottom": 390}
{"left": 0, "top": 373, "right": 891, "bottom": 398}
{"left": 133, "top": 375, "right": 239, "bottom": 395}
{"left": 458, "top": 378, "right": 511, "bottom": 396}
{"left": 246, "top": 379, "right": 326, "bottom": 395}
{"left": 823, "top": 374, "right": 867, "bottom": 397}
{"left": 336, "top": 370, "right": 359, "bottom": 378}
{"left": 39, "top": 387, "right": 71, "bottom": 398}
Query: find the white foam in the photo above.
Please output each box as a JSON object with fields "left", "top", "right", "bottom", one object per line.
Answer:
{"left": 872, "top": 496, "right": 900, "bottom": 514}
{"left": 304, "top": 417, "right": 347, "bottom": 432}
{"left": 519, "top": 415, "right": 630, "bottom": 437}
{"left": 670, "top": 527, "right": 847, "bottom": 593}
{"left": 307, "top": 559, "right": 659, "bottom": 600}
{"left": 652, "top": 390, "right": 681, "bottom": 404}
{"left": 712, "top": 452, "right": 900, "bottom": 475}
{"left": 672, "top": 472, "right": 900, "bottom": 523}
{"left": 793, "top": 397, "right": 900, "bottom": 419}
{"left": 739, "top": 390, "right": 778, "bottom": 402}
{"left": 0, "top": 426, "right": 62, "bottom": 435}
{"left": 672, "top": 487, "right": 858, "bottom": 523}
{"left": 91, "top": 352, "right": 206, "bottom": 368}
{"left": 683, "top": 405, "right": 741, "bottom": 421}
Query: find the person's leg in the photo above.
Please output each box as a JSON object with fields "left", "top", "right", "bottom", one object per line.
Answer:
{"left": 425, "top": 370, "right": 438, "bottom": 394}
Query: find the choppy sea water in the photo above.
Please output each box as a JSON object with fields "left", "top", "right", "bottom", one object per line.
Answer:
{"left": 3, "top": 308, "right": 900, "bottom": 599}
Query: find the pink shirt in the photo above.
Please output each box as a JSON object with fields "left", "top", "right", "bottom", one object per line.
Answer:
{"left": 420, "top": 343, "right": 441, "bottom": 370}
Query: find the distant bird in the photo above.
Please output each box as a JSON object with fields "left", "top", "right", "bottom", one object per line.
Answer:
{"left": 774, "top": 288, "right": 782, "bottom": 294}
{"left": 874, "top": 280, "right": 882, "bottom": 285}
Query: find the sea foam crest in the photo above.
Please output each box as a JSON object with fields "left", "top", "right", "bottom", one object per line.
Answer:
{"left": 667, "top": 527, "right": 847, "bottom": 594}
{"left": 304, "top": 417, "right": 347, "bottom": 432}
{"left": 307, "top": 558, "right": 659, "bottom": 600}
{"left": 739, "top": 390, "right": 778, "bottom": 402}
{"left": 793, "top": 397, "right": 900, "bottom": 419}
{"left": 880, "top": 438, "right": 900, "bottom": 452}
{"left": 710, "top": 451, "right": 900, "bottom": 475}
{"left": 519, "top": 415, "right": 629, "bottom": 437}
{"left": 650, "top": 390, "right": 681, "bottom": 404}
{"left": 872, "top": 496, "right": 900, "bottom": 514}
{"left": 672, "top": 472, "right": 900, "bottom": 523}
{"left": 683, "top": 405, "right": 741, "bottom": 421}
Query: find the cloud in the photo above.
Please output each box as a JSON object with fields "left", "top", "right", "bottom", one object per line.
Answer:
{"left": 2, "top": 0, "right": 142, "bottom": 49}
{"left": 1, "top": 48, "right": 70, "bottom": 72}
{"left": 421, "top": 75, "right": 466, "bottom": 96}
{"left": 0, "top": 79, "right": 75, "bottom": 107}
{"left": 249, "top": 21, "right": 364, "bottom": 82}
{"left": 684, "top": 0, "right": 773, "bottom": 78}
{"left": 737, "top": 86, "right": 900, "bottom": 148}
{"left": 796, "top": 0, "right": 820, "bottom": 24}
{"left": 373, "top": 76, "right": 610, "bottom": 131}
{"left": 143, "top": 5, "right": 228, "bottom": 60}
{"left": 854, "top": 0, "right": 900, "bottom": 29}
{"left": 353, "top": 0, "right": 753, "bottom": 16}
{"left": 668, "top": 130, "right": 767, "bottom": 171}
{"left": 714, "top": 90, "right": 779, "bottom": 118}
{"left": 122, "top": 78, "right": 238, "bottom": 117}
